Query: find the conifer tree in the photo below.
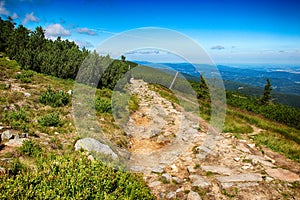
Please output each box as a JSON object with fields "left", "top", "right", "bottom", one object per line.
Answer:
{"left": 260, "top": 78, "right": 272, "bottom": 105}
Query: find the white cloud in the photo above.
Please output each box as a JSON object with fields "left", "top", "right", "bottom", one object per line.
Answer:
{"left": 211, "top": 45, "right": 225, "bottom": 50}
{"left": 77, "top": 27, "right": 97, "bottom": 35}
{"left": 11, "top": 12, "right": 18, "bottom": 19}
{"left": 22, "top": 12, "right": 39, "bottom": 24}
{"left": 0, "top": 1, "right": 9, "bottom": 15}
{"left": 125, "top": 49, "right": 169, "bottom": 55}
{"left": 45, "top": 23, "right": 71, "bottom": 37}
{"left": 75, "top": 40, "right": 94, "bottom": 48}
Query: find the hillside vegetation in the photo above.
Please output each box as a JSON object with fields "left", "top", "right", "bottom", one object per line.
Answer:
{"left": 0, "top": 18, "right": 300, "bottom": 198}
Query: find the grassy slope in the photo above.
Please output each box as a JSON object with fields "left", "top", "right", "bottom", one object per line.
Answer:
{"left": 0, "top": 58, "right": 154, "bottom": 199}
{"left": 1, "top": 57, "right": 299, "bottom": 198}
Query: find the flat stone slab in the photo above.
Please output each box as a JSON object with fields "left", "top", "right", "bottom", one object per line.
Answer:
{"left": 5, "top": 138, "right": 27, "bottom": 147}
{"left": 189, "top": 175, "right": 211, "bottom": 188}
{"left": 236, "top": 143, "right": 251, "bottom": 153}
{"left": 201, "top": 165, "right": 233, "bottom": 175}
{"left": 266, "top": 168, "right": 300, "bottom": 182}
{"left": 217, "top": 173, "right": 262, "bottom": 183}
{"left": 221, "top": 182, "right": 259, "bottom": 189}
{"left": 148, "top": 181, "right": 161, "bottom": 188}
{"left": 245, "top": 155, "right": 275, "bottom": 167}
{"left": 151, "top": 166, "right": 164, "bottom": 173}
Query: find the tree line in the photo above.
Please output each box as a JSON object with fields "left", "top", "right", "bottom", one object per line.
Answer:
{"left": 0, "top": 17, "right": 89, "bottom": 79}
{"left": 0, "top": 17, "right": 135, "bottom": 88}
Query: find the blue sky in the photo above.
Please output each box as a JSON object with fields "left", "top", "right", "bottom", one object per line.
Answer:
{"left": 1, "top": 0, "right": 300, "bottom": 64}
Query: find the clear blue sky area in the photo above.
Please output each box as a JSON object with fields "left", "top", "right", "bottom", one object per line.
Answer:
{"left": 1, "top": 0, "right": 300, "bottom": 64}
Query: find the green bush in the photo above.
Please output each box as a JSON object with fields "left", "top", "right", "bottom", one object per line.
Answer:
{"left": 129, "top": 94, "right": 139, "bottom": 113}
{"left": 39, "top": 86, "right": 70, "bottom": 107}
{"left": 2, "top": 108, "right": 29, "bottom": 131}
{"left": 38, "top": 113, "right": 62, "bottom": 127}
{"left": 0, "top": 57, "right": 19, "bottom": 69}
{"left": 19, "top": 140, "right": 42, "bottom": 157}
{"left": 7, "top": 159, "right": 27, "bottom": 177}
{"left": 226, "top": 92, "right": 300, "bottom": 130}
{"left": 95, "top": 97, "right": 112, "bottom": 113}
{"left": 15, "top": 70, "right": 35, "bottom": 83}
{"left": 0, "top": 154, "right": 154, "bottom": 199}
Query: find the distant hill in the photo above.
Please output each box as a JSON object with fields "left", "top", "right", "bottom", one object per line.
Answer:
{"left": 135, "top": 61, "right": 300, "bottom": 108}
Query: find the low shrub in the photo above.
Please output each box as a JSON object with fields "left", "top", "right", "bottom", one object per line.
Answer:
{"left": 2, "top": 108, "right": 29, "bottom": 131}
{"left": 38, "top": 113, "right": 62, "bottom": 127}
{"left": 129, "top": 94, "right": 139, "bottom": 113}
{"left": 95, "top": 97, "right": 112, "bottom": 113}
{"left": 19, "top": 140, "right": 42, "bottom": 157}
{"left": 15, "top": 70, "right": 35, "bottom": 83}
{"left": 0, "top": 154, "right": 154, "bottom": 199}
{"left": 39, "top": 86, "right": 70, "bottom": 107}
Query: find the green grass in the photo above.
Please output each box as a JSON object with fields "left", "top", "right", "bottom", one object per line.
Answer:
{"left": 227, "top": 108, "right": 300, "bottom": 162}
{"left": 223, "top": 114, "right": 254, "bottom": 134}
{"left": 252, "top": 131, "right": 300, "bottom": 162}
{"left": 149, "top": 84, "right": 179, "bottom": 105}
{"left": 2, "top": 108, "right": 30, "bottom": 132}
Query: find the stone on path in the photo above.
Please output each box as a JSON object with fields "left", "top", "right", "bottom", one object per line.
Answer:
{"left": 266, "top": 168, "right": 300, "bottom": 182}
{"left": 161, "top": 173, "right": 172, "bottom": 182}
{"left": 245, "top": 155, "right": 275, "bottom": 167}
{"left": 148, "top": 181, "right": 161, "bottom": 188}
{"left": 151, "top": 166, "right": 164, "bottom": 173}
{"left": 166, "top": 191, "right": 176, "bottom": 199}
{"left": 187, "top": 191, "right": 202, "bottom": 200}
{"left": 187, "top": 166, "right": 196, "bottom": 174}
{"left": 216, "top": 173, "right": 262, "bottom": 183}
{"left": 200, "top": 165, "right": 233, "bottom": 176}
{"left": 189, "top": 175, "right": 211, "bottom": 188}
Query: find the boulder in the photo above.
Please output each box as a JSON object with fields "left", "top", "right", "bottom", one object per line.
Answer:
{"left": 161, "top": 173, "right": 172, "bottom": 183}
{"left": 74, "top": 138, "right": 118, "bottom": 160}
{"left": 1, "top": 130, "right": 13, "bottom": 140}
{"left": 5, "top": 138, "right": 26, "bottom": 147}
{"left": 67, "top": 90, "right": 73, "bottom": 95}
{"left": 24, "top": 92, "right": 31, "bottom": 98}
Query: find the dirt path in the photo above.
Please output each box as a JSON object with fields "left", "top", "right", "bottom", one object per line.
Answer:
{"left": 125, "top": 79, "right": 300, "bottom": 200}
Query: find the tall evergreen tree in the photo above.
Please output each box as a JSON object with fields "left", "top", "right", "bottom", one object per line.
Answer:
{"left": 260, "top": 78, "right": 272, "bottom": 105}
{"left": 197, "top": 75, "right": 209, "bottom": 99}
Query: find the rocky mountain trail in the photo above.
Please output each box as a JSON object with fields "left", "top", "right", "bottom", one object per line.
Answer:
{"left": 125, "top": 79, "right": 300, "bottom": 199}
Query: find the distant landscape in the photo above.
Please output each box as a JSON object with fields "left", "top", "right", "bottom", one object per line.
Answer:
{"left": 1, "top": 0, "right": 300, "bottom": 199}
{"left": 137, "top": 61, "right": 300, "bottom": 108}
